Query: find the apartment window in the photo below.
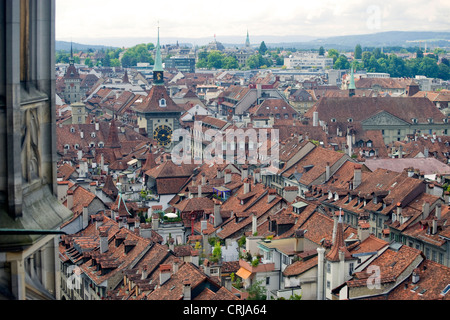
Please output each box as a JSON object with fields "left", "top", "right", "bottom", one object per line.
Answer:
{"left": 432, "top": 250, "right": 437, "bottom": 262}
{"left": 327, "top": 262, "right": 331, "bottom": 273}
{"left": 327, "top": 281, "right": 330, "bottom": 289}
{"left": 425, "top": 248, "right": 430, "bottom": 259}
{"left": 349, "top": 263, "right": 354, "bottom": 276}
{"left": 266, "top": 277, "right": 270, "bottom": 285}
{"left": 439, "top": 253, "right": 444, "bottom": 265}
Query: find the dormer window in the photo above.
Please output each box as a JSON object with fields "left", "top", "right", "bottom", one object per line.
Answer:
{"left": 331, "top": 118, "right": 336, "bottom": 123}
{"left": 91, "top": 132, "right": 96, "bottom": 138}
{"left": 412, "top": 118, "right": 418, "bottom": 124}
{"left": 428, "top": 118, "right": 433, "bottom": 124}
{"left": 347, "top": 118, "right": 353, "bottom": 122}
{"left": 159, "top": 98, "right": 166, "bottom": 107}
{"left": 70, "top": 127, "right": 75, "bottom": 133}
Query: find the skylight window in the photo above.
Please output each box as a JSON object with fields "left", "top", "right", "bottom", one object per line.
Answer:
{"left": 442, "top": 284, "right": 450, "bottom": 295}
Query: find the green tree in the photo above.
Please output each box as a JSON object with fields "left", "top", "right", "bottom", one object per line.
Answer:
{"left": 121, "top": 43, "right": 154, "bottom": 68}
{"left": 319, "top": 46, "right": 325, "bottom": 56}
{"left": 416, "top": 48, "right": 424, "bottom": 59}
{"left": 354, "top": 44, "right": 362, "bottom": 59}
{"left": 334, "top": 55, "right": 350, "bottom": 70}
{"left": 84, "top": 57, "right": 93, "bottom": 68}
{"left": 418, "top": 56, "right": 439, "bottom": 78}
{"left": 247, "top": 280, "right": 266, "bottom": 300}
{"left": 259, "top": 41, "right": 268, "bottom": 55}
{"left": 110, "top": 58, "right": 121, "bottom": 67}
{"left": 222, "top": 55, "right": 239, "bottom": 69}
{"left": 327, "top": 49, "right": 339, "bottom": 63}
{"left": 207, "top": 50, "right": 225, "bottom": 69}
{"left": 438, "top": 62, "right": 450, "bottom": 80}
{"left": 211, "top": 241, "right": 222, "bottom": 263}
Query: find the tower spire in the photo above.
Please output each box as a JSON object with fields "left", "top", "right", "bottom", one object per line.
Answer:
{"left": 153, "top": 24, "right": 164, "bottom": 85}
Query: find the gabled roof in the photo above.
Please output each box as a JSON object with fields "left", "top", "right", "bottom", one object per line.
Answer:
{"left": 133, "top": 85, "right": 184, "bottom": 114}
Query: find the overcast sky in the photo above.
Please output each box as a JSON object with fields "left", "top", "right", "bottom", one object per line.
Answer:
{"left": 56, "top": 0, "right": 450, "bottom": 46}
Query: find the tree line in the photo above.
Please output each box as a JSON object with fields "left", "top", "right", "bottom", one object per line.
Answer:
{"left": 324, "top": 44, "right": 450, "bottom": 80}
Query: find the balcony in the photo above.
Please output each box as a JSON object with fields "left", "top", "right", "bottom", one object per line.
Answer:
{"left": 238, "top": 259, "right": 275, "bottom": 274}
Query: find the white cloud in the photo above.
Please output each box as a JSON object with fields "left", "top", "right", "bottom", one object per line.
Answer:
{"left": 55, "top": 0, "right": 450, "bottom": 45}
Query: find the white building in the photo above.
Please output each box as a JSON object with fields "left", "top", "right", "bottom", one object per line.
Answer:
{"left": 284, "top": 53, "right": 333, "bottom": 70}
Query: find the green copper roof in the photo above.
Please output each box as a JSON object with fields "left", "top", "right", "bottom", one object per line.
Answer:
{"left": 153, "top": 27, "right": 164, "bottom": 72}
{"left": 349, "top": 66, "right": 356, "bottom": 90}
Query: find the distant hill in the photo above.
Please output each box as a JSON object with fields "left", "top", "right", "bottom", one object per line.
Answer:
{"left": 302, "top": 31, "right": 450, "bottom": 50}
{"left": 56, "top": 31, "right": 450, "bottom": 52}
{"left": 56, "top": 40, "right": 118, "bottom": 52}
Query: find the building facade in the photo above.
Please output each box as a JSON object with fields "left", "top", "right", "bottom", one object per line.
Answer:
{"left": 0, "top": 0, "right": 72, "bottom": 300}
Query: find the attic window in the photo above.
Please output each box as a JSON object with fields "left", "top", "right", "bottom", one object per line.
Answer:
{"left": 91, "top": 132, "right": 96, "bottom": 138}
{"left": 331, "top": 118, "right": 336, "bottom": 122}
{"left": 70, "top": 127, "right": 75, "bottom": 133}
{"left": 347, "top": 118, "right": 353, "bottom": 122}
{"left": 444, "top": 118, "right": 448, "bottom": 124}
{"left": 159, "top": 98, "right": 167, "bottom": 107}
{"left": 428, "top": 118, "right": 433, "bottom": 124}
{"left": 412, "top": 118, "right": 418, "bottom": 124}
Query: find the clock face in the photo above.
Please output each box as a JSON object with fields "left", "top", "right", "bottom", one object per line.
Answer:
{"left": 153, "top": 125, "right": 173, "bottom": 147}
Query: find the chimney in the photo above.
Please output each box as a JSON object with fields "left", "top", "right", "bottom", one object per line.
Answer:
{"left": 357, "top": 221, "right": 370, "bottom": 242}
{"left": 173, "top": 258, "right": 180, "bottom": 274}
{"left": 399, "top": 145, "right": 403, "bottom": 159}
{"left": 99, "top": 229, "right": 108, "bottom": 254}
{"left": 201, "top": 172, "right": 206, "bottom": 185}
{"left": 422, "top": 201, "right": 430, "bottom": 219}
{"left": 317, "top": 247, "right": 325, "bottom": 300}
{"left": 313, "top": 111, "right": 319, "bottom": 127}
{"left": 436, "top": 202, "right": 442, "bottom": 220}
{"left": 396, "top": 202, "right": 402, "bottom": 216}
{"left": 67, "top": 189, "right": 74, "bottom": 210}
{"left": 424, "top": 147, "right": 429, "bottom": 158}
{"left": 294, "top": 229, "right": 305, "bottom": 252}
{"left": 159, "top": 265, "right": 171, "bottom": 285}
{"left": 152, "top": 213, "right": 160, "bottom": 231}
{"left": 183, "top": 279, "right": 191, "bottom": 300}
{"left": 347, "top": 134, "right": 352, "bottom": 157}
{"left": 198, "top": 184, "right": 202, "bottom": 198}
{"left": 353, "top": 165, "right": 362, "bottom": 190}
{"left": 77, "top": 150, "right": 83, "bottom": 160}
{"left": 412, "top": 269, "right": 420, "bottom": 284}
{"left": 201, "top": 220, "right": 207, "bottom": 233}
{"left": 325, "top": 162, "right": 330, "bottom": 182}
{"left": 432, "top": 219, "right": 438, "bottom": 235}
{"left": 254, "top": 168, "right": 261, "bottom": 183}
{"left": 141, "top": 266, "right": 148, "bottom": 280}
{"left": 82, "top": 206, "right": 89, "bottom": 229}
{"left": 241, "top": 165, "right": 248, "bottom": 181}
{"left": 251, "top": 212, "right": 257, "bottom": 235}
{"left": 95, "top": 121, "right": 99, "bottom": 131}
{"left": 213, "top": 200, "right": 222, "bottom": 227}
{"left": 243, "top": 178, "right": 250, "bottom": 194}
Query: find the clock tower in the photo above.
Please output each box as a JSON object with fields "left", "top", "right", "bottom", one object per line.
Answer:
{"left": 133, "top": 27, "right": 183, "bottom": 151}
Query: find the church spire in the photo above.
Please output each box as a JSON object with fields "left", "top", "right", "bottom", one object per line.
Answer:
{"left": 348, "top": 66, "right": 356, "bottom": 97}
{"left": 245, "top": 29, "right": 250, "bottom": 48}
{"left": 153, "top": 25, "right": 164, "bottom": 85}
